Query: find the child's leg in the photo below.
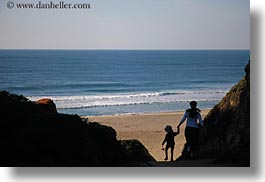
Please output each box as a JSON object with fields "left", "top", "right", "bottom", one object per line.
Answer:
{"left": 164, "top": 146, "right": 169, "bottom": 160}
{"left": 170, "top": 147, "right": 174, "bottom": 161}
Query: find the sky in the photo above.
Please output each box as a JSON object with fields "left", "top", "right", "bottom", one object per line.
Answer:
{"left": 0, "top": 0, "right": 249, "bottom": 50}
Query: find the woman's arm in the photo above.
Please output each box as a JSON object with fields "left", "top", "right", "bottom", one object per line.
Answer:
{"left": 177, "top": 111, "right": 188, "bottom": 128}
{"left": 197, "top": 113, "right": 204, "bottom": 126}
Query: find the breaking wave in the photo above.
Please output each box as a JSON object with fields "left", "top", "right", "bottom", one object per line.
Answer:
{"left": 28, "top": 90, "right": 227, "bottom": 109}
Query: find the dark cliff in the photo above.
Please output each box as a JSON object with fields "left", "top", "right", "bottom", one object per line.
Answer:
{"left": 199, "top": 62, "right": 250, "bottom": 166}
{"left": 0, "top": 91, "right": 155, "bottom": 166}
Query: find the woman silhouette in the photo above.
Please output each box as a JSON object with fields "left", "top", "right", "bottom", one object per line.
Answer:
{"left": 177, "top": 101, "right": 204, "bottom": 159}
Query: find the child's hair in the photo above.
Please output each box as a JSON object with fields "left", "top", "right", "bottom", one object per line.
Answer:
{"left": 164, "top": 125, "right": 173, "bottom": 133}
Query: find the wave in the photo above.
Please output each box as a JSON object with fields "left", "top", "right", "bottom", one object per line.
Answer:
{"left": 54, "top": 99, "right": 221, "bottom": 109}
{"left": 28, "top": 90, "right": 227, "bottom": 109}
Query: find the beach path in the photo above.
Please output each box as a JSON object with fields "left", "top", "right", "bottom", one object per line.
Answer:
{"left": 88, "top": 110, "right": 210, "bottom": 161}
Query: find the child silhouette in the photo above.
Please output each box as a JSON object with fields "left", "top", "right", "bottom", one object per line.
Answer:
{"left": 162, "top": 125, "right": 179, "bottom": 161}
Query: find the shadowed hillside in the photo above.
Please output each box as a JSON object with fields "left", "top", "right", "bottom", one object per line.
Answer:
{"left": 177, "top": 62, "right": 250, "bottom": 166}
{"left": 0, "top": 91, "right": 155, "bottom": 166}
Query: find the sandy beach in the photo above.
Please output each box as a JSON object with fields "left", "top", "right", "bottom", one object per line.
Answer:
{"left": 88, "top": 109, "right": 210, "bottom": 161}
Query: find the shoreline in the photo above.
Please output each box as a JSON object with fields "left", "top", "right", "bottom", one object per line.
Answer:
{"left": 80, "top": 108, "right": 213, "bottom": 117}
{"left": 87, "top": 109, "right": 211, "bottom": 161}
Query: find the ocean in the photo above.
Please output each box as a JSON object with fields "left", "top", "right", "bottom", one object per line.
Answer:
{"left": 0, "top": 50, "right": 249, "bottom": 116}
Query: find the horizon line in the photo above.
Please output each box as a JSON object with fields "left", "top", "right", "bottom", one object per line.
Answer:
{"left": 0, "top": 48, "right": 250, "bottom": 51}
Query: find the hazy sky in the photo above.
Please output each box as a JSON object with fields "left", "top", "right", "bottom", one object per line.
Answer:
{"left": 0, "top": 0, "right": 249, "bottom": 49}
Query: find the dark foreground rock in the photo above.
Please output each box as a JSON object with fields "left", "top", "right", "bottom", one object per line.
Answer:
{"left": 120, "top": 140, "right": 156, "bottom": 166}
{"left": 0, "top": 91, "right": 154, "bottom": 167}
{"left": 36, "top": 98, "right": 57, "bottom": 113}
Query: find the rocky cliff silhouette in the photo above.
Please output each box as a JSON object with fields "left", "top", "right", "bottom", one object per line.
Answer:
{"left": 0, "top": 91, "right": 155, "bottom": 166}
{"left": 198, "top": 62, "right": 250, "bottom": 166}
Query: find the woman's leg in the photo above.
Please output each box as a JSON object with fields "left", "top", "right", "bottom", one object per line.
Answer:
{"left": 191, "top": 128, "right": 200, "bottom": 158}
{"left": 185, "top": 127, "right": 192, "bottom": 151}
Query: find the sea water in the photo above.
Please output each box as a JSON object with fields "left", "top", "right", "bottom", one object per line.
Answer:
{"left": 0, "top": 50, "right": 249, "bottom": 116}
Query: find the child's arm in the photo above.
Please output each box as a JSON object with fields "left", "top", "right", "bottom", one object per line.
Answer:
{"left": 176, "top": 127, "right": 180, "bottom": 135}
{"left": 161, "top": 135, "right": 167, "bottom": 150}
{"left": 162, "top": 136, "right": 166, "bottom": 146}
{"left": 173, "top": 128, "right": 180, "bottom": 136}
